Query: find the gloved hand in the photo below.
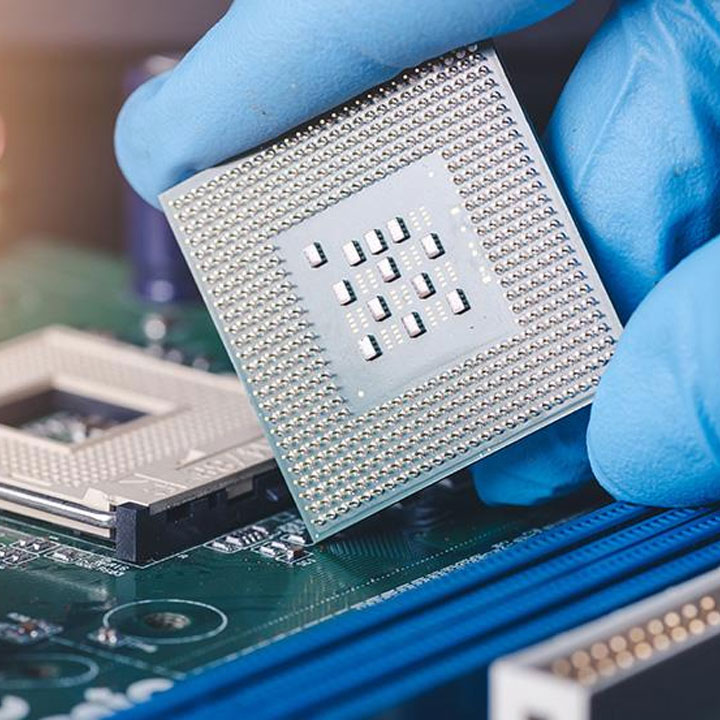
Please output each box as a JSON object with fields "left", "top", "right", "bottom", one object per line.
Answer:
{"left": 115, "top": 0, "right": 720, "bottom": 508}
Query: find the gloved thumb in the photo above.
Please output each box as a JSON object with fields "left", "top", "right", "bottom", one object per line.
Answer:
{"left": 587, "top": 235, "right": 720, "bottom": 506}
{"left": 115, "top": 0, "right": 571, "bottom": 207}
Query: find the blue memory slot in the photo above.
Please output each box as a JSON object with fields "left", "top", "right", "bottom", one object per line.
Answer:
{"left": 122, "top": 501, "right": 648, "bottom": 720}
{"left": 328, "top": 534, "right": 720, "bottom": 720}
{"left": 207, "top": 507, "right": 719, "bottom": 717}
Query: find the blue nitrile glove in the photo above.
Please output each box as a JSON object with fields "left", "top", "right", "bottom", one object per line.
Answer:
{"left": 115, "top": 0, "right": 720, "bottom": 508}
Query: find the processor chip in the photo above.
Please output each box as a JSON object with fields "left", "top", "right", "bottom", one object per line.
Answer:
{"left": 0, "top": 327, "right": 279, "bottom": 562}
{"left": 160, "top": 43, "right": 622, "bottom": 541}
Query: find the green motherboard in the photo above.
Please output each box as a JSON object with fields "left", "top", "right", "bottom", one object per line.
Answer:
{"left": 0, "top": 240, "right": 599, "bottom": 719}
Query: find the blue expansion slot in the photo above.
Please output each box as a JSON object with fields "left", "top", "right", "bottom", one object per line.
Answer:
{"left": 120, "top": 503, "right": 720, "bottom": 719}
{"left": 329, "top": 535, "right": 720, "bottom": 720}
{"left": 188, "top": 508, "right": 718, "bottom": 715}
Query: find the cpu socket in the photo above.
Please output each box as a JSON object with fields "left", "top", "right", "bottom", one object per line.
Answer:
{"left": 0, "top": 327, "right": 280, "bottom": 562}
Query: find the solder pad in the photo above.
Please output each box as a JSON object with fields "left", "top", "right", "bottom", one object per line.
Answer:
{"left": 161, "top": 43, "right": 622, "bottom": 541}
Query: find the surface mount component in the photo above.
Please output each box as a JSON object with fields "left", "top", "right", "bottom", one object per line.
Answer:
{"left": 161, "top": 42, "right": 622, "bottom": 541}
{"left": 491, "top": 566, "right": 720, "bottom": 720}
{"left": 0, "top": 327, "right": 280, "bottom": 562}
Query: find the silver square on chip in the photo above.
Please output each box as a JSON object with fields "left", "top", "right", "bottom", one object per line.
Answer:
{"left": 387, "top": 217, "right": 410, "bottom": 243}
{"left": 412, "top": 272, "right": 435, "bottom": 299}
{"left": 377, "top": 257, "right": 401, "bottom": 283}
{"left": 359, "top": 334, "right": 382, "bottom": 361}
{"left": 367, "top": 296, "right": 391, "bottom": 322}
{"left": 342, "top": 240, "right": 365, "bottom": 266}
{"left": 447, "top": 288, "right": 471, "bottom": 315}
{"left": 333, "top": 279, "right": 356, "bottom": 305}
{"left": 421, "top": 233, "right": 444, "bottom": 259}
{"left": 402, "top": 312, "right": 426, "bottom": 338}
{"left": 364, "top": 229, "right": 387, "bottom": 255}
{"left": 303, "top": 241, "right": 326, "bottom": 268}
{"left": 161, "top": 42, "right": 622, "bottom": 541}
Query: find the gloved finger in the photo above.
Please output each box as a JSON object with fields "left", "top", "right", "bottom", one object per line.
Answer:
{"left": 477, "top": 0, "right": 720, "bottom": 506}
{"left": 115, "top": 0, "right": 572, "bottom": 207}
{"left": 587, "top": 235, "right": 720, "bottom": 506}
{"left": 472, "top": 410, "right": 590, "bottom": 506}
{"left": 545, "top": 0, "right": 720, "bottom": 321}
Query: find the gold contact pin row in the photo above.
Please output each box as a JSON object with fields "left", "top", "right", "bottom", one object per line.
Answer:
{"left": 549, "top": 594, "right": 720, "bottom": 687}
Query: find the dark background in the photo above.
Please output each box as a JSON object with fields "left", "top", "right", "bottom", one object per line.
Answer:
{"left": 0, "top": 0, "right": 613, "bottom": 254}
